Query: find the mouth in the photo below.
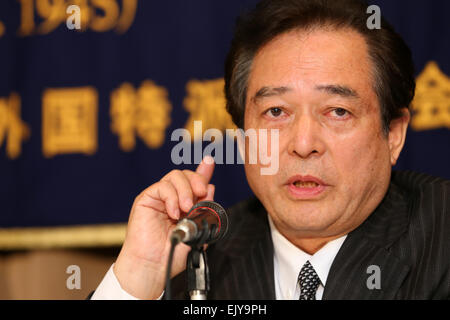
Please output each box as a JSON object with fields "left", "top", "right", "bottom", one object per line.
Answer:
{"left": 285, "top": 175, "right": 328, "bottom": 199}
{"left": 293, "top": 181, "right": 320, "bottom": 188}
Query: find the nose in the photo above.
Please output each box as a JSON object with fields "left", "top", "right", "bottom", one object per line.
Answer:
{"left": 287, "top": 113, "right": 325, "bottom": 159}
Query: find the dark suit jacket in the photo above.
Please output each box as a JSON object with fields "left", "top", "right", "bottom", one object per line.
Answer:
{"left": 171, "top": 170, "right": 450, "bottom": 299}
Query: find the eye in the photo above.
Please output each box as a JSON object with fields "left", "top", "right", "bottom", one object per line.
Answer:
{"left": 329, "top": 108, "right": 351, "bottom": 119}
{"left": 265, "top": 107, "right": 285, "bottom": 118}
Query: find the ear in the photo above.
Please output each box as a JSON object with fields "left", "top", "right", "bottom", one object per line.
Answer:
{"left": 388, "top": 108, "right": 410, "bottom": 166}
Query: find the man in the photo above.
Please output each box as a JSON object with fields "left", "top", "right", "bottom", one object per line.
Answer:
{"left": 92, "top": 0, "right": 450, "bottom": 299}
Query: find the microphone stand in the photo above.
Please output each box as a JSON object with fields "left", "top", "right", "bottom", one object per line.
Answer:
{"left": 186, "top": 220, "right": 212, "bottom": 300}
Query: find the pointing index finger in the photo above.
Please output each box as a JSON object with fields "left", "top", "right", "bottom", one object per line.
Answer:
{"left": 196, "top": 155, "right": 215, "bottom": 184}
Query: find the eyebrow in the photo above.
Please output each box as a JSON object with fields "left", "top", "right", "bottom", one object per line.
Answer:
{"left": 251, "top": 86, "right": 292, "bottom": 104}
{"left": 250, "top": 83, "right": 360, "bottom": 104}
{"left": 315, "top": 84, "right": 359, "bottom": 99}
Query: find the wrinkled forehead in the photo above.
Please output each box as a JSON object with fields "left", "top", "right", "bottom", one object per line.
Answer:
{"left": 246, "top": 27, "right": 378, "bottom": 108}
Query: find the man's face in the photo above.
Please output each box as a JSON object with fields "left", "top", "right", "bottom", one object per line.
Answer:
{"left": 243, "top": 28, "right": 401, "bottom": 241}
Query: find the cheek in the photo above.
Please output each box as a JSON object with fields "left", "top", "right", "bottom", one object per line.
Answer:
{"left": 332, "top": 130, "right": 390, "bottom": 192}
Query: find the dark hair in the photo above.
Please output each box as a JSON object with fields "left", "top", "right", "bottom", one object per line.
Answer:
{"left": 224, "top": 0, "right": 415, "bottom": 134}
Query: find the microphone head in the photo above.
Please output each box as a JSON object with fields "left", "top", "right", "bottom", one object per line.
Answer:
{"left": 187, "top": 201, "right": 228, "bottom": 243}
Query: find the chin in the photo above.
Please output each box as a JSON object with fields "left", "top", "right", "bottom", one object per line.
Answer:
{"left": 272, "top": 204, "right": 335, "bottom": 232}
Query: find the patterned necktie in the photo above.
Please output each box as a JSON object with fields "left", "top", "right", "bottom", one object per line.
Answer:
{"left": 298, "top": 260, "right": 321, "bottom": 300}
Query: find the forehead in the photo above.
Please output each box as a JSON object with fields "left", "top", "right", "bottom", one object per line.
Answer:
{"left": 246, "top": 27, "right": 377, "bottom": 105}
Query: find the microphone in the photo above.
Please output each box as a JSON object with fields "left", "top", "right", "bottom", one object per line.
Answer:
{"left": 170, "top": 201, "right": 228, "bottom": 245}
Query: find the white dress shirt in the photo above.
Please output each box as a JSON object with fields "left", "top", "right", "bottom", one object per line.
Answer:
{"left": 268, "top": 215, "right": 347, "bottom": 300}
{"left": 92, "top": 214, "right": 347, "bottom": 300}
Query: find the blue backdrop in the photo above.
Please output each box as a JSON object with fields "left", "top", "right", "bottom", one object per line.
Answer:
{"left": 0, "top": 0, "right": 448, "bottom": 233}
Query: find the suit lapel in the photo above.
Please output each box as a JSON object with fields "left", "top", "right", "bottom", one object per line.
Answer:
{"left": 323, "top": 181, "right": 412, "bottom": 299}
{"left": 322, "top": 230, "right": 410, "bottom": 299}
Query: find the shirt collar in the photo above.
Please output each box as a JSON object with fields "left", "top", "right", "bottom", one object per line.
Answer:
{"left": 268, "top": 214, "right": 347, "bottom": 288}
